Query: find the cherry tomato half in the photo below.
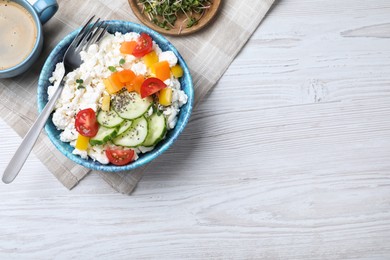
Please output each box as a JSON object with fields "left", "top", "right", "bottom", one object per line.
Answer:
{"left": 106, "top": 149, "right": 135, "bottom": 166}
{"left": 75, "top": 108, "right": 99, "bottom": 137}
{"left": 140, "top": 77, "right": 167, "bottom": 98}
{"left": 132, "top": 33, "right": 153, "bottom": 58}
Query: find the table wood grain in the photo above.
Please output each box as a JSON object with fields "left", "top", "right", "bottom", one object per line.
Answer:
{"left": 1, "top": 0, "right": 390, "bottom": 258}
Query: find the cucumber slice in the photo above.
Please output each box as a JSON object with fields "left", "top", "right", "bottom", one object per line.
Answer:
{"left": 116, "top": 120, "right": 133, "bottom": 136}
{"left": 90, "top": 126, "right": 118, "bottom": 146}
{"left": 112, "top": 91, "right": 153, "bottom": 120}
{"left": 142, "top": 113, "right": 167, "bottom": 147}
{"left": 113, "top": 117, "right": 148, "bottom": 147}
{"left": 97, "top": 109, "right": 124, "bottom": 128}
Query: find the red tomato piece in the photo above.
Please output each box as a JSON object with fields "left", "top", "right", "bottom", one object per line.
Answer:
{"left": 105, "top": 149, "right": 135, "bottom": 166}
{"left": 140, "top": 77, "right": 167, "bottom": 98}
{"left": 132, "top": 33, "right": 153, "bottom": 58}
{"left": 75, "top": 108, "right": 99, "bottom": 137}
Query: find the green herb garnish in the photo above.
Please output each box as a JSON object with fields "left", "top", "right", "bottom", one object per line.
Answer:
{"left": 108, "top": 66, "right": 117, "bottom": 72}
{"left": 76, "top": 79, "right": 85, "bottom": 89}
{"left": 119, "top": 58, "right": 126, "bottom": 65}
{"left": 138, "top": 0, "right": 212, "bottom": 32}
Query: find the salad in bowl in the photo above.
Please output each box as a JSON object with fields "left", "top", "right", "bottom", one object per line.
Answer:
{"left": 38, "top": 21, "right": 193, "bottom": 172}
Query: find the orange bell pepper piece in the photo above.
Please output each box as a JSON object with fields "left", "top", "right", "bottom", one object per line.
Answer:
{"left": 126, "top": 75, "right": 145, "bottom": 94}
{"left": 153, "top": 61, "right": 171, "bottom": 81}
{"left": 118, "top": 69, "right": 136, "bottom": 83}
{"left": 109, "top": 72, "right": 124, "bottom": 88}
{"left": 103, "top": 72, "right": 124, "bottom": 94}
{"left": 120, "top": 41, "right": 137, "bottom": 54}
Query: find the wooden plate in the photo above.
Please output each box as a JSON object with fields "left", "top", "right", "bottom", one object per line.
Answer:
{"left": 128, "top": 0, "right": 221, "bottom": 36}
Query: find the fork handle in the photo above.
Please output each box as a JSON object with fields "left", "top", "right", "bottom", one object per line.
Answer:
{"left": 2, "top": 81, "right": 65, "bottom": 184}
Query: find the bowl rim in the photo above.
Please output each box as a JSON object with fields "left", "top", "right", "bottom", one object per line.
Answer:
{"left": 37, "top": 20, "right": 194, "bottom": 172}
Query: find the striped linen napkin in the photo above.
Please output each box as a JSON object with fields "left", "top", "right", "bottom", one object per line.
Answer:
{"left": 0, "top": 0, "right": 275, "bottom": 194}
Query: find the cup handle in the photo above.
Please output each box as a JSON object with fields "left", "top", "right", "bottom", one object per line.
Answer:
{"left": 33, "top": 0, "right": 58, "bottom": 25}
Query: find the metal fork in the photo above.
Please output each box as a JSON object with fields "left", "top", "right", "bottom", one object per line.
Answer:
{"left": 2, "top": 16, "right": 108, "bottom": 184}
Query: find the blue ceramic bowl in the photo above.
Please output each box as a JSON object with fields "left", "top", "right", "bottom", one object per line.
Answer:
{"left": 37, "top": 20, "right": 194, "bottom": 172}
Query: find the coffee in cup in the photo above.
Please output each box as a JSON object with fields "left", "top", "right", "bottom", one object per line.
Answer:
{"left": 0, "top": 0, "right": 58, "bottom": 78}
{"left": 0, "top": 0, "right": 38, "bottom": 70}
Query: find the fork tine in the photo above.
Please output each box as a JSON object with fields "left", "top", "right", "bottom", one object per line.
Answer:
{"left": 84, "top": 21, "right": 104, "bottom": 50}
{"left": 76, "top": 18, "right": 101, "bottom": 51}
{"left": 96, "top": 23, "right": 109, "bottom": 42}
{"left": 69, "top": 15, "right": 96, "bottom": 49}
{"left": 83, "top": 22, "right": 108, "bottom": 51}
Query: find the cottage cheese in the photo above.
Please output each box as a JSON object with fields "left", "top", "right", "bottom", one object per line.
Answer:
{"left": 48, "top": 32, "right": 188, "bottom": 164}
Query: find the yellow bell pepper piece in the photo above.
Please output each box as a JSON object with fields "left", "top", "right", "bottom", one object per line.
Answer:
{"left": 101, "top": 93, "right": 110, "bottom": 111}
{"left": 103, "top": 78, "right": 115, "bottom": 94}
{"left": 75, "top": 134, "right": 90, "bottom": 150}
{"left": 103, "top": 76, "right": 123, "bottom": 94}
{"left": 159, "top": 87, "right": 172, "bottom": 106}
{"left": 171, "top": 65, "right": 183, "bottom": 78}
{"left": 143, "top": 51, "right": 158, "bottom": 69}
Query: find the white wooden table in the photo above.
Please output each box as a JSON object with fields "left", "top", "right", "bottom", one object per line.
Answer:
{"left": 1, "top": 0, "right": 390, "bottom": 258}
